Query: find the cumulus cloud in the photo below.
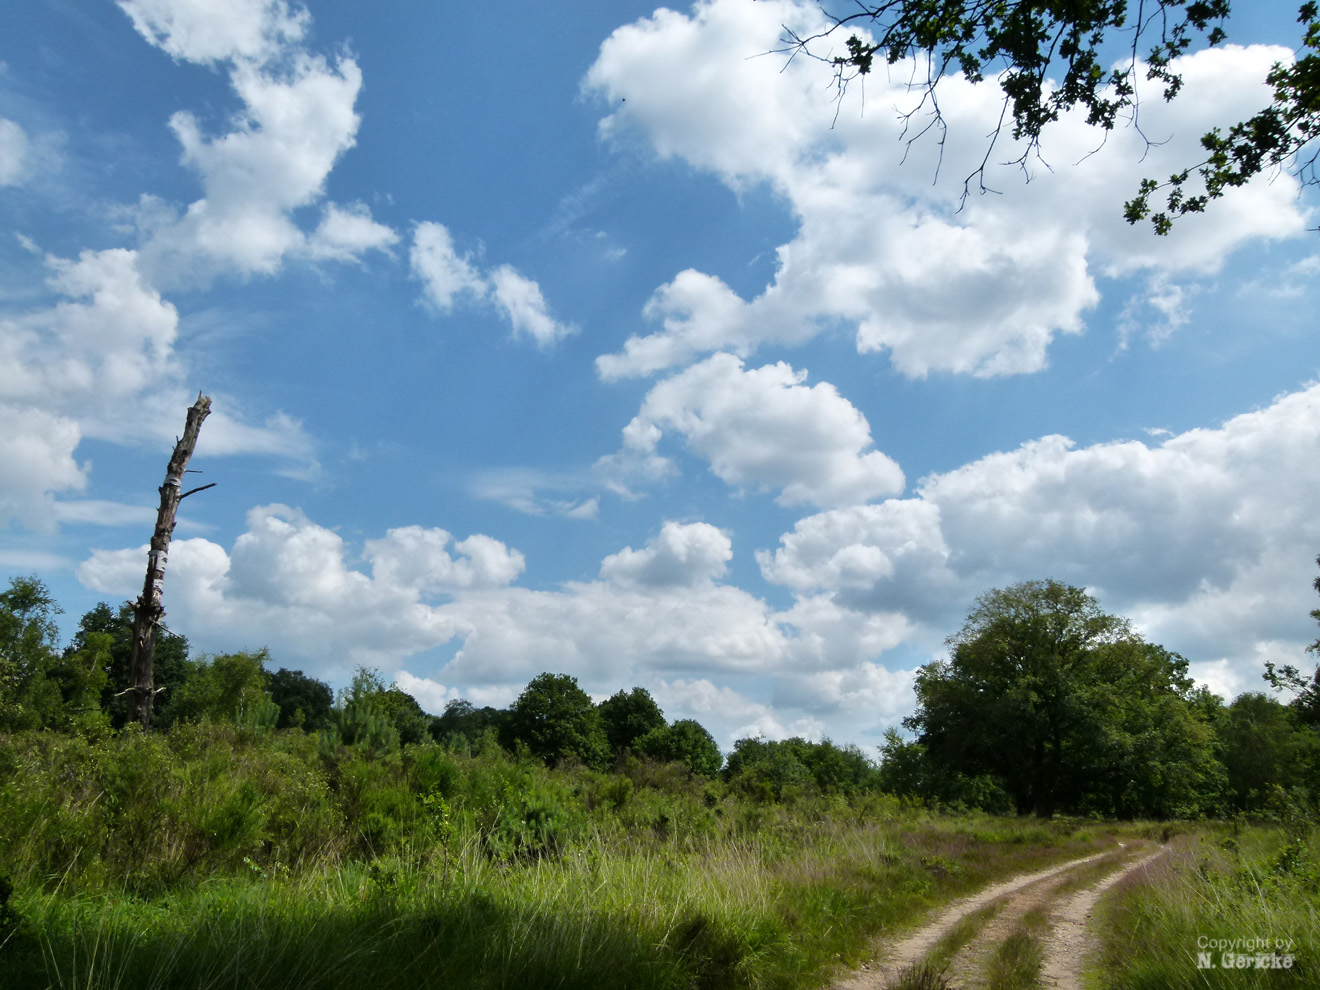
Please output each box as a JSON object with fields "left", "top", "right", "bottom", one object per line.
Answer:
{"left": 602, "top": 352, "right": 904, "bottom": 507}
{"left": 0, "top": 405, "right": 85, "bottom": 530}
{"left": 0, "top": 247, "right": 316, "bottom": 522}
{"left": 599, "top": 520, "right": 731, "bottom": 587}
{"left": 117, "top": 0, "right": 394, "bottom": 286}
{"left": 759, "top": 381, "right": 1320, "bottom": 692}
{"left": 586, "top": 0, "right": 1308, "bottom": 379}
{"left": 76, "top": 512, "right": 917, "bottom": 738}
{"left": 409, "top": 223, "right": 574, "bottom": 347}
{"left": 117, "top": 0, "right": 309, "bottom": 65}
{"left": 366, "top": 526, "right": 526, "bottom": 593}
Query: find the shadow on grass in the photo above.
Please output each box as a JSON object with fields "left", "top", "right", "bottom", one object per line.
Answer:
{"left": 1, "top": 885, "right": 742, "bottom": 990}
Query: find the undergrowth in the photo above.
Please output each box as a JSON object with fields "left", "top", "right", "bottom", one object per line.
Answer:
{"left": 0, "top": 723, "right": 1126, "bottom": 990}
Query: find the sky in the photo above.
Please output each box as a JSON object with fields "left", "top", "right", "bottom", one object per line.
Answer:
{"left": 1, "top": 0, "right": 1317, "bottom": 752}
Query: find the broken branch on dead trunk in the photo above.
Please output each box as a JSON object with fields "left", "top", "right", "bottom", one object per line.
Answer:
{"left": 128, "top": 392, "right": 212, "bottom": 729}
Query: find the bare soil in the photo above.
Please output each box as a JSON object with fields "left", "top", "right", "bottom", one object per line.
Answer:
{"left": 829, "top": 842, "right": 1166, "bottom": 990}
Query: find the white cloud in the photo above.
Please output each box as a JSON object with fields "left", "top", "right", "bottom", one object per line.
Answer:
{"left": 410, "top": 221, "right": 487, "bottom": 311}
{"left": 759, "top": 381, "right": 1320, "bottom": 694}
{"left": 653, "top": 678, "right": 825, "bottom": 748}
{"left": 469, "top": 467, "right": 599, "bottom": 518}
{"left": 587, "top": 1, "right": 1308, "bottom": 379}
{"left": 366, "top": 526, "right": 525, "bottom": 593}
{"left": 604, "top": 352, "right": 904, "bottom": 507}
{"left": 52, "top": 500, "right": 157, "bottom": 528}
{"left": 73, "top": 509, "right": 922, "bottom": 740}
{"left": 410, "top": 224, "right": 574, "bottom": 348}
{"left": 0, "top": 118, "right": 29, "bottom": 186}
{"left": 0, "top": 248, "right": 317, "bottom": 518}
{"left": 139, "top": 52, "right": 379, "bottom": 284}
{"left": 305, "top": 202, "right": 400, "bottom": 262}
{"left": 118, "top": 0, "right": 309, "bottom": 64}
{"left": 114, "top": 0, "right": 396, "bottom": 286}
{"left": 489, "top": 265, "right": 576, "bottom": 348}
{"left": 599, "top": 520, "right": 731, "bottom": 587}
{"left": 392, "top": 671, "right": 463, "bottom": 714}
{"left": 0, "top": 405, "right": 85, "bottom": 530}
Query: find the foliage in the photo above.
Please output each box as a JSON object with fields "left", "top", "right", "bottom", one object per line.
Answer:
{"left": 331, "top": 667, "right": 403, "bottom": 755}
{"left": 0, "top": 712, "right": 1132, "bottom": 990}
{"left": 1095, "top": 824, "right": 1320, "bottom": 988}
{"left": 503, "top": 672, "right": 610, "bottom": 770}
{"left": 724, "top": 736, "right": 879, "bottom": 800}
{"left": 1217, "top": 692, "right": 1320, "bottom": 810}
{"left": 905, "top": 580, "right": 1221, "bottom": 816}
{"left": 635, "top": 718, "right": 723, "bottom": 776}
{"left": 802, "top": 0, "right": 1318, "bottom": 230}
{"left": 66, "top": 601, "right": 190, "bottom": 729}
{"left": 430, "top": 698, "right": 508, "bottom": 749}
{"left": 598, "top": 686, "right": 667, "bottom": 755}
{"left": 268, "top": 667, "right": 333, "bottom": 730}
{"left": 165, "top": 650, "right": 278, "bottom": 729}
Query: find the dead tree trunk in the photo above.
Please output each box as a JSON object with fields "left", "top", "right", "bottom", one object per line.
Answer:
{"left": 128, "top": 393, "right": 212, "bottom": 729}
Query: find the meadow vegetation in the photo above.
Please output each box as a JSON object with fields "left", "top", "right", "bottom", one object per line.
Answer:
{"left": 1, "top": 573, "right": 1318, "bottom": 988}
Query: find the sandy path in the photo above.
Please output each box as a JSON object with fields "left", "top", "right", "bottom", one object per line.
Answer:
{"left": 829, "top": 843, "right": 1161, "bottom": 990}
{"left": 1037, "top": 848, "right": 1167, "bottom": 989}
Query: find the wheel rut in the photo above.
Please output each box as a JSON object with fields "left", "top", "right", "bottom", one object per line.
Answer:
{"left": 828, "top": 841, "right": 1166, "bottom": 990}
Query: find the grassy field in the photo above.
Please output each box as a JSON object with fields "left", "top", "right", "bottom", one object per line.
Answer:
{"left": 1093, "top": 820, "right": 1319, "bottom": 989}
{"left": 0, "top": 723, "right": 1314, "bottom": 989}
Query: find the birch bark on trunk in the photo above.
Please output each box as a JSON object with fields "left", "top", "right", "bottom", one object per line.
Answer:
{"left": 128, "top": 393, "right": 211, "bottom": 729}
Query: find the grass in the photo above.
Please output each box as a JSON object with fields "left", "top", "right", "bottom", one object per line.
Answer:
{"left": 982, "top": 908, "right": 1049, "bottom": 990}
{"left": 0, "top": 725, "right": 1166, "bottom": 989}
{"left": 1092, "top": 820, "right": 1320, "bottom": 989}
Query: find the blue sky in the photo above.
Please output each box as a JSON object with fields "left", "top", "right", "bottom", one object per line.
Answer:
{"left": 1, "top": 0, "right": 1317, "bottom": 749}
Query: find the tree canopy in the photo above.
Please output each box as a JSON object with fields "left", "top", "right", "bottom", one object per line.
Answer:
{"left": 597, "top": 687, "right": 667, "bottom": 755}
{"left": 901, "top": 579, "right": 1222, "bottom": 816}
{"left": 797, "top": 0, "right": 1319, "bottom": 231}
{"left": 503, "top": 672, "right": 610, "bottom": 770}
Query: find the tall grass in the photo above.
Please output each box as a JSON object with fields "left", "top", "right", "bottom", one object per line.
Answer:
{"left": 0, "top": 724, "right": 1130, "bottom": 989}
{"left": 1093, "top": 820, "right": 1320, "bottom": 989}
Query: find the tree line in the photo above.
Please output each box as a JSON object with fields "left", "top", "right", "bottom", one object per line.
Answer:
{"left": 2, "top": 569, "right": 1318, "bottom": 818}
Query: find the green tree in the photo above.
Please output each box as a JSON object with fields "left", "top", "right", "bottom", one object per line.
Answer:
{"left": 597, "top": 687, "right": 666, "bottom": 755}
{"left": 332, "top": 667, "right": 402, "bottom": 755}
{"left": 0, "top": 577, "right": 114, "bottom": 735}
{"left": 377, "top": 687, "right": 431, "bottom": 746}
{"left": 430, "top": 698, "right": 508, "bottom": 748}
{"left": 799, "top": 0, "right": 1319, "bottom": 231}
{"left": 503, "top": 673, "right": 609, "bottom": 770}
{"left": 268, "top": 667, "right": 333, "bottom": 730}
{"left": 0, "top": 576, "right": 62, "bottom": 730}
{"left": 67, "top": 601, "right": 189, "bottom": 728}
{"left": 165, "top": 650, "right": 278, "bottom": 728}
{"left": 635, "top": 718, "right": 723, "bottom": 776}
{"left": 909, "top": 580, "right": 1220, "bottom": 816}
{"left": 1217, "top": 692, "right": 1312, "bottom": 810}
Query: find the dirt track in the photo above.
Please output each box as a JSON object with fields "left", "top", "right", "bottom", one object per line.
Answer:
{"left": 829, "top": 842, "right": 1166, "bottom": 989}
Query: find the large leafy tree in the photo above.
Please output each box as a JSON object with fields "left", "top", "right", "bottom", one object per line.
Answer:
{"left": 268, "top": 667, "right": 334, "bottom": 730}
{"left": 908, "top": 579, "right": 1219, "bottom": 816}
{"left": 597, "top": 687, "right": 666, "bottom": 755}
{"left": 635, "top": 718, "right": 724, "bottom": 777}
{"left": 503, "top": 673, "right": 609, "bottom": 770}
{"left": 796, "top": 0, "right": 1319, "bottom": 231}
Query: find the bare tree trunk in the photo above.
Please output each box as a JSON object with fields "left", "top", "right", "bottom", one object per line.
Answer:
{"left": 128, "top": 393, "right": 211, "bottom": 729}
